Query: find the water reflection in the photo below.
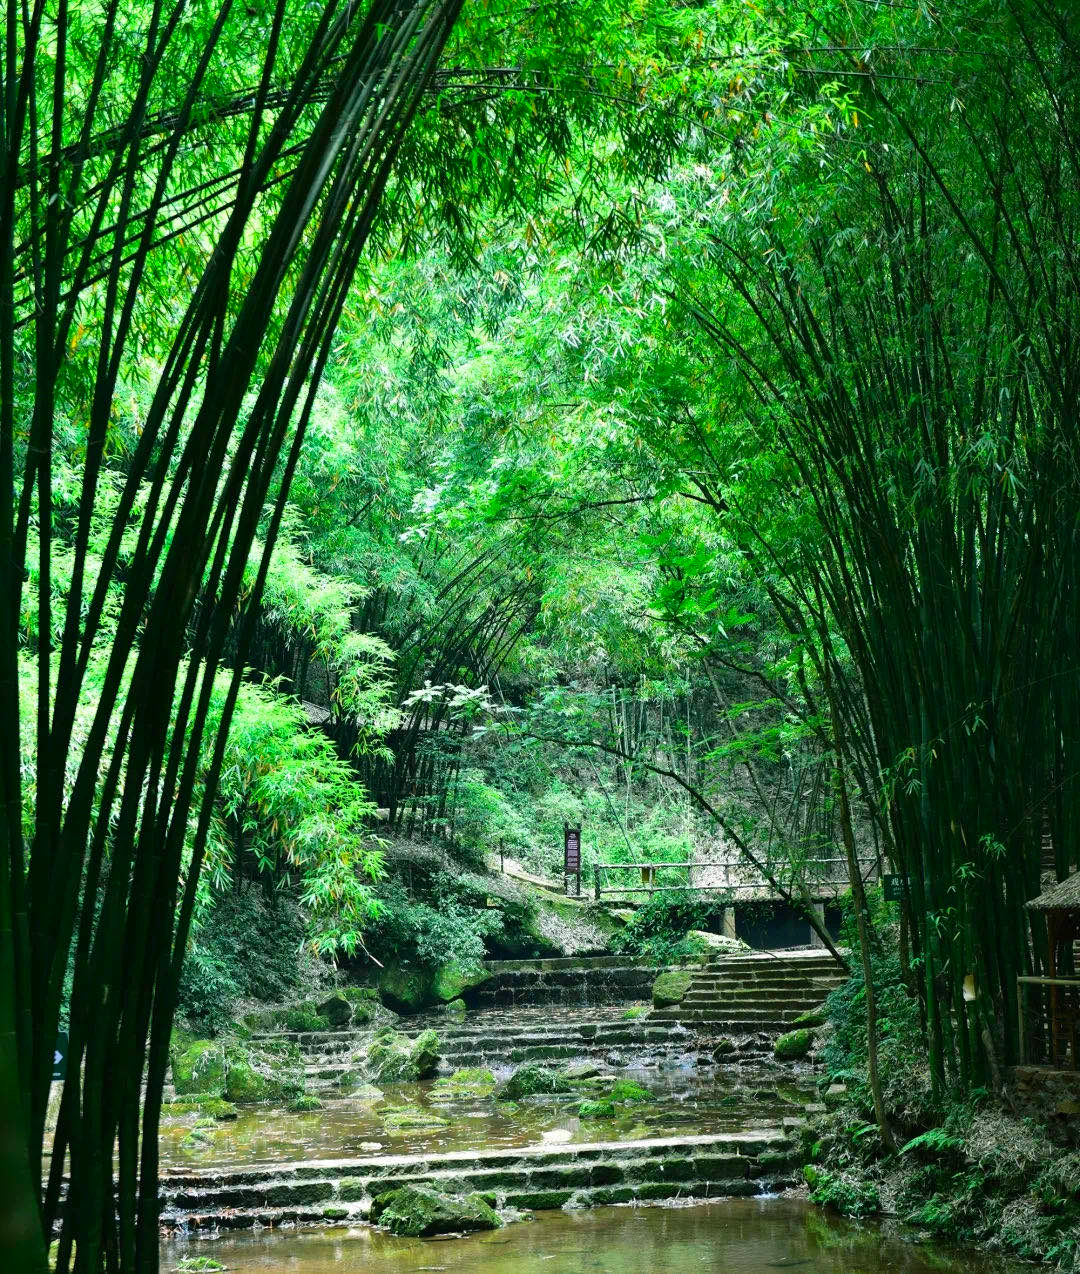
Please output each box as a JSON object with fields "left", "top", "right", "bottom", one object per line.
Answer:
{"left": 161, "top": 1197, "right": 1028, "bottom": 1274}
{"left": 159, "top": 1064, "right": 814, "bottom": 1170}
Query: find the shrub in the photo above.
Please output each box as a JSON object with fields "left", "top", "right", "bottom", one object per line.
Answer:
{"left": 804, "top": 1165, "right": 881, "bottom": 1218}
{"left": 178, "top": 891, "right": 309, "bottom": 1035}
{"left": 612, "top": 890, "right": 727, "bottom": 965}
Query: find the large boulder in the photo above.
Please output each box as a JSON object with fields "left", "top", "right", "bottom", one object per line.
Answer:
{"left": 365, "top": 1028, "right": 440, "bottom": 1084}
{"left": 609, "top": 1079, "right": 653, "bottom": 1104}
{"left": 496, "top": 1064, "right": 572, "bottom": 1101}
{"left": 432, "top": 960, "right": 489, "bottom": 1004}
{"left": 171, "top": 1040, "right": 225, "bottom": 1096}
{"left": 774, "top": 1028, "right": 814, "bottom": 1060}
{"left": 316, "top": 992, "right": 353, "bottom": 1028}
{"left": 652, "top": 970, "right": 693, "bottom": 1008}
{"left": 378, "top": 961, "right": 434, "bottom": 1014}
{"left": 240, "top": 1001, "right": 328, "bottom": 1033}
{"left": 224, "top": 1043, "right": 305, "bottom": 1103}
{"left": 374, "top": 1185, "right": 502, "bottom": 1237}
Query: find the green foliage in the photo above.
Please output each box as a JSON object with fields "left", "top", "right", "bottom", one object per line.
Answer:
{"left": 206, "top": 675, "right": 385, "bottom": 960}
{"left": 288, "top": 1095, "right": 323, "bottom": 1113}
{"left": 615, "top": 891, "right": 721, "bottom": 965}
{"left": 822, "top": 942, "right": 929, "bottom": 1128}
{"left": 373, "top": 1184, "right": 501, "bottom": 1238}
{"left": 900, "top": 1128, "right": 965, "bottom": 1159}
{"left": 803, "top": 1165, "right": 881, "bottom": 1219}
{"left": 367, "top": 871, "right": 505, "bottom": 974}
{"left": 177, "top": 891, "right": 308, "bottom": 1036}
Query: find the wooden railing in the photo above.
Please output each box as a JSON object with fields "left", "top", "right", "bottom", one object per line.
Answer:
{"left": 591, "top": 858, "right": 865, "bottom": 901}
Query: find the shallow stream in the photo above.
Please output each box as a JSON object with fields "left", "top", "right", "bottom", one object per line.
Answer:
{"left": 159, "top": 1064, "right": 813, "bottom": 1168}
{"left": 161, "top": 1196, "right": 1029, "bottom": 1274}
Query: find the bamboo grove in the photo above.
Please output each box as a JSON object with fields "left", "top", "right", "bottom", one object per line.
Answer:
{"left": 665, "top": 3, "right": 1080, "bottom": 1096}
{"left": 4, "top": 0, "right": 1080, "bottom": 1269}
{"left": 0, "top": 2, "right": 465, "bottom": 1269}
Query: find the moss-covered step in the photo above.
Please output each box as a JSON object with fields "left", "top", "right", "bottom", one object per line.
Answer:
{"left": 154, "top": 1129, "right": 795, "bottom": 1231}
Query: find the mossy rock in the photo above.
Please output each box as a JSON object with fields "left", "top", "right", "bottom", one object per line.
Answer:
{"left": 578, "top": 1099, "right": 616, "bottom": 1119}
{"left": 652, "top": 970, "right": 693, "bottom": 1008}
{"left": 161, "top": 1096, "right": 237, "bottom": 1121}
{"left": 774, "top": 1028, "right": 814, "bottom": 1060}
{"left": 561, "top": 1061, "right": 602, "bottom": 1082}
{"left": 288, "top": 1094, "right": 323, "bottom": 1112}
{"left": 411, "top": 1028, "right": 440, "bottom": 1078}
{"left": 283, "top": 1006, "right": 330, "bottom": 1033}
{"left": 171, "top": 1040, "right": 225, "bottom": 1096}
{"left": 379, "top": 961, "right": 435, "bottom": 1014}
{"left": 350, "top": 998, "right": 399, "bottom": 1028}
{"left": 316, "top": 992, "right": 353, "bottom": 1028}
{"left": 497, "top": 1064, "right": 572, "bottom": 1100}
{"left": 374, "top": 1184, "right": 501, "bottom": 1237}
{"left": 713, "top": 1037, "right": 737, "bottom": 1058}
{"left": 341, "top": 985, "right": 380, "bottom": 1003}
{"left": 442, "top": 998, "right": 467, "bottom": 1019}
{"left": 621, "top": 1006, "right": 648, "bottom": 1021}
{"left": 366, "top": 1028, "right": 440, "bottom": 1083}
{"left": 382, "top": 1105, "right": 450, "bottom": 1132}
{"left": 322, "top": 1206, "right": 350, "bottom": 1221}
{"left": 432, "top": 960, "right": 490, "bottom": 1004}
{"left": 431, "top": 1067, "right": 496, "bottom": 1101}
{"left": 610, "top": 1080, "right": 653, "bottom": 1104}
{"left": 224, "top": 1044, "right": 305, "bottom": 1103}
{"left": 792, "top": 1007, "right": 828, "bottom": 1028}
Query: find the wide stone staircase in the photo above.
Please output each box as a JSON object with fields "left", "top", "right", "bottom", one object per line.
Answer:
{"left": 157, "top": 1129, "right": 800, "bottom": 1231}
{"left": 467, "top": 955, "right": 658, "bottom": 1009}
{"left": 252, "top": 1004, "right": 712, "bottom": 1089}
{"left": 651, "top": 950, "right": 846, "bottom": 1035}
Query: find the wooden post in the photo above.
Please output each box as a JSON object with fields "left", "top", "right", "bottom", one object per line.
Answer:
{"left": 1049, "top": 912, "right": 1061, "bottom": 1066}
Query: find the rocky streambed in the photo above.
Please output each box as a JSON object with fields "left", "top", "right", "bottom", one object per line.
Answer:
{"left": 158, "top": 1060, "right": 817, "bottom": 1169}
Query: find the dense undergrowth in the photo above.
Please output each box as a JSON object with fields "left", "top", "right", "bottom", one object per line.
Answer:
{"left": 805, "top": 898, "right": 1080, "bottom": 1269}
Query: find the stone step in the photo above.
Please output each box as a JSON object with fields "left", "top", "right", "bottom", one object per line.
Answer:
{"left": 683, "top": 988, "right": 828, "bottom": 1001}
{"left": 693, "top": 968, "right": 843, "bottom": 978}
{"left": 482, "top": 957, "right": 662, "bottom": 973}
{"left": 688, "top": 978, "right": 839, "bottom": 989}
{"left": 677, "top": 1005, "right": 807, "bottom": 1019}
{"left": 156, "top": 1131, "right": 799, "bottom": 1231}
{"left": 652, "top": 1022, "right": 790, "bottom": 1035}
{"left": 679, "top": 1003, "right": 820, "bottom": 1016}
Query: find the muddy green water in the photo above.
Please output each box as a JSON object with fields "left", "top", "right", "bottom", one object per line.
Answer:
{"left": 162, "top": 1197, "right": 1028, "bottom": 1274}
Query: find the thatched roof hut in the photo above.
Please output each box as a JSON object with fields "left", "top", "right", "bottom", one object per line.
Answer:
{"left": 1026, "top": 871, "right": 1080, "bottom": 913}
